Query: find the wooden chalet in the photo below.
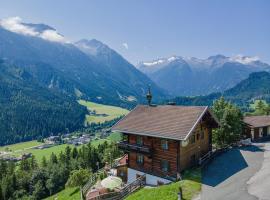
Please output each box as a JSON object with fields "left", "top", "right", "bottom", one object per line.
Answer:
{"left": 112, "top": 104, "right": 219, "bottom": 185}
{"left": 244, "top": 115, "right": 270, "bottom": 141}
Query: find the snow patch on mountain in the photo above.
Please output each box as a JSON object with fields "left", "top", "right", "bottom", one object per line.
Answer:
{"left": 143, "top": 59, "right": 166, "bottom": 66}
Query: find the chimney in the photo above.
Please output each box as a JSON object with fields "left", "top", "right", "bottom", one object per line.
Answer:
{"left": 146, "top": 85, "right": 152, "bottom": 106}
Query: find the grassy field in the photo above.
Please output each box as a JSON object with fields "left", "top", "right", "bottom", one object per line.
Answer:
{"left": 25, "top": 144, "right": 71, "bottom": 163}
{"left": 91, "top": 132, "right": 122, "bottom": 147}
{"left": 78, "top": 100, "right": 129, "bottom": 124}
{"left": 125, "top": 168, "right": 201, "bottom": 200}
{"left": 44, "top": 187, "right": 80, "bottom": 200}
{"left": 0, "top": 140, "right": 42, "bottom": 152}
{"left": 0, "top": 141, "right": 72, "bottom": 163}
{"left": 0, "top": 132, "right": 122, "bottom": 163}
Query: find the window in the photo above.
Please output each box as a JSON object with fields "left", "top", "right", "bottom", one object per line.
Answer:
{"left": 196, "top": 134, "right": 200, "bottom": 141}
{"left": 136, "top": 154, "right": 144, "bottom": 165}
{"left": 136, "top": 136, "right": 143, "bottom": 146}
{"left": 190, "top": 154, "right": 196, "bottom": 166}
{"left": 201, "top": 131, "right": 204, "bottom": 140}
{"left": 161, "top": 160, "right": 170, "bottom": 172}
{"left": 161, "top": 140, "right": 168, "bottom": 150}
{"left": 190, "top": 135, "right": 195, "bottom": 144}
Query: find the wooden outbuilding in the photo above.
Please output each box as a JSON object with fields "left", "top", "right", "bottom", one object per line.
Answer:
{"left": 244, "top": 115, "right": 270, "bottom": 141}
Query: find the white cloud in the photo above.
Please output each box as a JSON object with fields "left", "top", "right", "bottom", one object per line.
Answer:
{"left": 230, "top": 54, "right": 260, "bottom": 64}
{"left": 0, "top": 16, "right": 38, "bottom": 36}
{"left": 122, "top": 42, "right": 129, "bottom": 50}
{"left": 40, "top": 30, "right": 66, "bottom": 43}
{"left": 0, "top": 17, "right": 67, "bottom": 43}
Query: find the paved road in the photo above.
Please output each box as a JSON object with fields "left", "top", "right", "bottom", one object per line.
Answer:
{"left": 201, "top": 143, "right": 265, "bottom": 200}
{"left": 248, "top": 142, "right": 270, "bottom": 200}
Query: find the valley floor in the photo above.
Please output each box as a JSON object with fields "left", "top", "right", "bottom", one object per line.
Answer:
{"left": 0, "top": 132, "right": 121, "bottom": 163}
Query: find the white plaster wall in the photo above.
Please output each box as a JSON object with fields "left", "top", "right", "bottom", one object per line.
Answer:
{"left": 127, "top": 168, "right": 171, "bottom": 185}
{"left": 251, "top": 128, "right": 254, "bottom": 140}
{"left": 259, "top": 128, "right": 263, "bottom": 137}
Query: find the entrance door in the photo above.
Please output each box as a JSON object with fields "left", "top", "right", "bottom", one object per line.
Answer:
{"left": 254, "top": 128, "right": 259, "bottom": 140}
{"left": 263, "top": 127, "right": 268, "bottom": 137}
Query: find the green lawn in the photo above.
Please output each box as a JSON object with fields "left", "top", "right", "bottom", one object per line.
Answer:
{"left": 78, "top": 100, "right": 129, "bottom": 124}
{"left": 125, "top": 168, "right": 201, "bottom": 200}
{"left": 44, "top": 187, "right": 80, "bottom": 200}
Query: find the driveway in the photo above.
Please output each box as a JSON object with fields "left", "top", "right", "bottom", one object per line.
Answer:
{"left": 200, "top": 143, "right": 267, "bottom": 200}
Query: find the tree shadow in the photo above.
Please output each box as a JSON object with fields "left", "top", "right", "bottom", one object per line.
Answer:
{"left": 69, "top": 187, "right": 80, "bottom": 196}
{"left": 239, "top": 145, "right": 264, "bottom": 152}
{"left": 202, "top": 148, "right": 249, "bottom": 187}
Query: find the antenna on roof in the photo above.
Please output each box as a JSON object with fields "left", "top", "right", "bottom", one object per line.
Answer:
{"left": 146, "top": 85, "right": 152, "bottom": 106}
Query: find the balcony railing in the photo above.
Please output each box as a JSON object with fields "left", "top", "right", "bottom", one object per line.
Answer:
{"left": 118, "top": 141, "right": 152, "bottom": 154}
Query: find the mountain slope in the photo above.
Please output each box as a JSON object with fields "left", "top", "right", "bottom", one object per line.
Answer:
{"left": 0, "top": 60, "right": 87, "bottom": 145}
{"left": 75, "top": 39, "right": 167, "bottom": 103}
{"left": 171, "top": 71, "right": 270, "bottom": 108}
{"left": 0, "top": 19, "right": 165, "bottom": 108}
{"left": 137, "top": 55, "right": 270, "bottom": 96}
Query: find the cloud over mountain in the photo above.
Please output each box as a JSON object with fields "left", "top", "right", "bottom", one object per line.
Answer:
{"left": 0, "top": 17, "right": 66, "bottom": 43}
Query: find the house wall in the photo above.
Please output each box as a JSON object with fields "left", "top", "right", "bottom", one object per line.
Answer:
{"left": 179, "top": 122, "right": 211, "bottom": 171}
{"left": 245, "top": 126, "right": 270, "bottom": 140}
{"left": 127, "top": 121, "right": 212, "bottom": 175}
{"left": 127, "top": 168, "right": 171, "bottom": 185}
{"left": 117, "top": 165, "right": 128, "bottom": 182}
{"left": 124, "top": 111, "right": 216, "bottom": 180}
{"left": 128, "top": 135, "right": 179, "bottom": 178}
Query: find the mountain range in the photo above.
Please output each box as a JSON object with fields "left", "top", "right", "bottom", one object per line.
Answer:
{"left": 171, "top": 71, "right": 270, "bottom": 110}
{"left": 0, "top": 18, "right": 165, "bottom": 108}
{"left": 0, "top": 17, "right": 165, "bottom": 144}
{"left": 137, "top": 55, "right": 270, "bottom": 96}
{"left": 1, "top": 17, "right": 270, "bottom": 144}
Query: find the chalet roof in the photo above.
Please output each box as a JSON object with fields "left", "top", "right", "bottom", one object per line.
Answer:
{"left": 112, "top": 105, "right": 218, "bottom": 141}
{"left": 244, "top": 115, "right": 270, "bottom": 128}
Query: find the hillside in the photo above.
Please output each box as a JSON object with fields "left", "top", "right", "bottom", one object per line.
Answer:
{"left": 78, "top": 100, "right": 129, "bottom": 124}
{"left": 171, "top": 71, "right": 270, "bottom": 109}
{"left": 137, "top": 55, "right": 270, "bottom": 96}
{"left": 0, "top": 61, "right": 87, "bottom": 145}
{"left": 0, "top": 19, "right": 165, "bottom": 108}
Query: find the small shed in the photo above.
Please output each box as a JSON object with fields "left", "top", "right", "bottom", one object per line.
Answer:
{"left": 243, "top": 115, "right": 270, "bottom": 140}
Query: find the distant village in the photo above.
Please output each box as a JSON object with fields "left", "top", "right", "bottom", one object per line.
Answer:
{"left": 0, "top": 129, "right": 112, "bottom": 162}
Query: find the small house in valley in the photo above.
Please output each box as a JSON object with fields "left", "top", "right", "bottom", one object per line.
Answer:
{"left": 112, "top": 104, "right": 219, "bottom": 185}
{"left": 244, "top": 115, "right": 270, "bottom": 140}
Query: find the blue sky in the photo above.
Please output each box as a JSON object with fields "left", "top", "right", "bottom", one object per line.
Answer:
{"left": 0, "top": 0, "right": 269, "bottom": 64}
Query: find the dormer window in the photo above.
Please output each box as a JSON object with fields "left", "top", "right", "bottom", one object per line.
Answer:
{"left": 136, "top": 136, "right": 143, "bottom": 146}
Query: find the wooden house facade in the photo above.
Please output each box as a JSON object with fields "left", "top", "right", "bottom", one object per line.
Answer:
{"left": 112, "top": 105, "right": 219, "bottom": 185}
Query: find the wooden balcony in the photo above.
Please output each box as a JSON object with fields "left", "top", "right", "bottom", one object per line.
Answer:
{"left": 118, "top": 141, "right": 152, "bottom": 154}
